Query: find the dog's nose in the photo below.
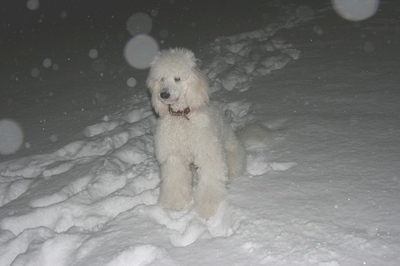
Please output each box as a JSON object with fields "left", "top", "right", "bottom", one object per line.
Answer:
{"left": 160, "top": 91, "right": 170, "bottom": 99}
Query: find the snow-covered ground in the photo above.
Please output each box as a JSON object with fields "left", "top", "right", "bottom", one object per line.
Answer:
{"left": 1, "top": 1, "right": 400, "bottom": 265}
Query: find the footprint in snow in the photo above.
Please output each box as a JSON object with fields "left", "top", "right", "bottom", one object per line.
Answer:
{"left": 247, "top": 154, "right": 297, "bottom": 176}
{"left": 203, "top": 27, "right": 301, "bottom": 92}
{"left": 143, "top": 201, "right": 243, "bottom": 247}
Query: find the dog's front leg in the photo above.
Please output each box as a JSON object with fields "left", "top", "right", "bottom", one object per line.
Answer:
{"left": 159, "top": 155, "right": 193, "bottom": 211}
{"left": 194, "top": 152, "right": 228, "bottom": 219}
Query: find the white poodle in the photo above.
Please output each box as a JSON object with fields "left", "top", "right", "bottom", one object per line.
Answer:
{"left": 147, "top": 48, "right": 246, "bottom": 219}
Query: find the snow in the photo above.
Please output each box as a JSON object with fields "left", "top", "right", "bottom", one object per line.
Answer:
{"left": 1, "top": 0, "right": 400, "bottom": 265}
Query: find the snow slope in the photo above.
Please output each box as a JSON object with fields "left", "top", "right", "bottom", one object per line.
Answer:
{"left": 1, "top": 1, "right": 400, "bottom": 265}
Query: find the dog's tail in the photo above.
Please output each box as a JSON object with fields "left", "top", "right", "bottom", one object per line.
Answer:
{"left": 238, "top": 123, "right": 275, "bottom": 149}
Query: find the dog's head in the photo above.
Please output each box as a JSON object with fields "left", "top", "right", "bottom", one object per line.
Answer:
{"left": 146, "top": 48, "right": 209, "bottom": 116}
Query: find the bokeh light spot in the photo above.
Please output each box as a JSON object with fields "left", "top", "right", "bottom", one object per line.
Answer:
{"left": 27, "top": 0, "right": 40, "bottom": 11}
{"left": 331, "top": 0, "right": 379, "bottom": 21}
{"left": 124, "top": 35, "right": 159, "bottom": 70}
{"left": 31, "top": 68, "right": 40, "bottom": 78}
{"left": 160, "top": 29, "right": 169, "bottom": 39}
{"left": 0, "top": 119, "right": 24, "bottom": 155}
{"left": 313, "top": 25, "right": 324, "bottom": 35}
{"left": 126, "top": 13, "right": 152, "bottom": 36}
{"left": 60, "top": 10, "right": 67, "bottom": 19}
{"left": 88, "top": 49, "right": 99, "bottom": 59}
{"left": 43, "top": 58, "right": 52, "bottom": 68}
{"left": 49, "top": 134, "right": 58, "bottom": 143}
{"left": 127, "top": 77, "right": 137, "bottom": 87}
{"left": 151, "top": 9, "right": 159, "bottom": 17}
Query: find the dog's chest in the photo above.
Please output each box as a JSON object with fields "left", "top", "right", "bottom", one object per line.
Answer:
{"left": 158, "top": 118, "right": 191, "bottom": 143}
{"left": 156, "top": 115, "right": 208, "bottom": 156}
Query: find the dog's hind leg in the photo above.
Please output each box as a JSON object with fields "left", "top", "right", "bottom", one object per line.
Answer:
{"left": 159, "top": 156, "right": 193, "bottom": 211}
{"left": 225, "top": 133, "right": 246, "bottom": 179}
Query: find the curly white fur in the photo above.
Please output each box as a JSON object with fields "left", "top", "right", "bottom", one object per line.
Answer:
{"left": 147, "top": 48, "right": 246, "bottom": 219}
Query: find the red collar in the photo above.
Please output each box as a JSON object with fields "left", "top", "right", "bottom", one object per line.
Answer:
{"left": 168, "top": 105, "right": 190, "bottom": 120}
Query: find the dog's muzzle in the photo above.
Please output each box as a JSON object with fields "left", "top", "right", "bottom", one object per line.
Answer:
{"left": 160, "top": 89, "right": 170, "bottom": 100}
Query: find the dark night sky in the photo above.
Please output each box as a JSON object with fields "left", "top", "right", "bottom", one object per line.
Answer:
{"left": 1, "top": 1, "right": 266, "bottom": 54}
{"left": 1, "top": 0, "right": 294, "bottom": 78}
{"left": 1, "top": 0, "right": 398, "bottom": 49}
{"left": 1, "top": 0, "right": 272, "bottom": 39}
{"left": 1, "top": 0, "right": 398, "bottom": 77}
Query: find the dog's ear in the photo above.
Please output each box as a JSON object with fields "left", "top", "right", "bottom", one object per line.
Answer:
{"left": 185, "top": 68, "right": 210, "bottom": 110}
{"left": 146, "top": 77, "right": 169, "bottom": 116}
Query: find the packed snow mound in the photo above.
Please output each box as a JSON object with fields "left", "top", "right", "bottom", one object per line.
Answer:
{"left": 0, "top": 89, "right": 270, "bottom": 265}
{"left": 202, "top": 18, "right": 301, "bottom": 92}
{"left": 0, "top": 95, "right": 247, "bottom": 265}
{"left": 0, "top": 80, "right": 281, "bottom": 266}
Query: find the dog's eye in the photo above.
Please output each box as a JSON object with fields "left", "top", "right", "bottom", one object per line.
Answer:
{"left": 174, "top": 77, "right": 181, "bottom": 82}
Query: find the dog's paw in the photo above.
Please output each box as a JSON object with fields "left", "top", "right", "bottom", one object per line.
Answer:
{"left": 159, "top": 191, "right": 192, "bottom": 212}
{"left": 195, "top": 199, "right": 222, "bottom": 220}
{"left": 194, "top": 189, "right": 226, "bottom": 219}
